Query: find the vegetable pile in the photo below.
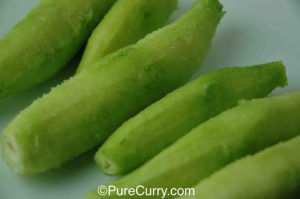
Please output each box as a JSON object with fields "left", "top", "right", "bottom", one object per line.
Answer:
{"left": 0, "top": 0, "right": 299, "bottom": 198}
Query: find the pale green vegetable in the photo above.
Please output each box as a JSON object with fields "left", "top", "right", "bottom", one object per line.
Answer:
{"left": 178, "top": 136, "right": 300, "bottom": 199}
{"left": 85, "top": 92, "right": 300, "bottom": 199}
{"left": 77, "top": 0, "right": 177, "bottom": 73}
{"left": 95, "top": 61, "right": 287, "bottom": 176}
{"left": 0, "top": 0, "right": 115, "bottom": 98}
{"left": 2, "top": 0, "right": 224, "bottom": 175}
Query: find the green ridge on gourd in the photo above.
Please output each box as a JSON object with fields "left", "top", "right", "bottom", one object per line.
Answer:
{"left": 1, "top": 0, "right": 224, "bottom": 175}
{"left": 177, "top": 136, "right": 300, "bottom": 199}
{"left": 0, "top": 0, "right": 115, "bottom": 99}
{"left": 85, "top": 92, "right": 300, "bottom": 199}
{"left": 77, "top": 0, "right": 178, "bottom": 73}
{"left": 95, "top": 61, "right": 287, "bottom": 176}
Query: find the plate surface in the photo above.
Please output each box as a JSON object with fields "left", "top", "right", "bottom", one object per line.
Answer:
{"left": 0, "top": 0, "right": 299, "bottom": 199}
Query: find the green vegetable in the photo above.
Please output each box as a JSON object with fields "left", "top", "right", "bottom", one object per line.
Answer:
{"left": 2, "top": 0, "right": 224, "bottom": 175}
{"left": 0, "top": 0, "right": 115, "bottom": 99}
{"left": 95, "top": 61, "right": 287, "bottom": 176}
{"left": 178, "top": 136, "right": 300, "bottom": 199}
{"left": 85, "top": 92, "right": 300, "bottom": 199}
{"left": 77, "top": 0, "right": 178, "bottom": 73}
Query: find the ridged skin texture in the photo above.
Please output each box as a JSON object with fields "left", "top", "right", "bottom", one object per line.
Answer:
{"left": 0, "top": 0, "right": 115, "bottom": 99}
{"left": 86, "top": 92, "right": 300, "bottom": 199}
{"left": 95, "top": 62, "right": 287, "bottom": 176}
{"left": 77, "top": 0, "right": 178, "bottom": 73}
{"left": 178, "top": 136, "right": 300, "bottom": 199}
{"left": 2, "top": 0, "right": 224, "bottom": 174}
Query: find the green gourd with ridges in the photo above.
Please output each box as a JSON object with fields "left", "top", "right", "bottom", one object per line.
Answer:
{"left": 178, "top": 136, "right": 300, "bottom": 199}
{"left": 77, "top": 0, "right": 178, "bottom": 73}
{"left": 95, "top": 61, "right": 287, "bottom": 176}
{"left": 0, "top": 0, "right": 115, "bottom": 98}
{"left": 2, "top": 0, "right": 224, "bottom": 175}
{"left": 85, "top": 92, "right": 300, "bottom": 199}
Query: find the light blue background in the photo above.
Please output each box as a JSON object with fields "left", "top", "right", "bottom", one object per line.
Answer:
{"left": 0, "top": 0, "right": 299, "bottom": 198}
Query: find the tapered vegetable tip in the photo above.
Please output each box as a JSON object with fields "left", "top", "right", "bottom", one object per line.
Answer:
{"left": 95, "top": 61, "right": 287, "bottom": 176}
{"left": 85, "top": 91, "right": 300, "bottom": 199}
{"left": 77, "top": 0, "right": 178, "bottom": 73}
{"left": 2, "top": 0, "right": 224, "bottom": 174}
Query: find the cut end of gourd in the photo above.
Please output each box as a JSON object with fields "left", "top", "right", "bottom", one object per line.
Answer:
{"left": 96, "top": 154, "right": 120, "bottom": 176}
{"left": 3, "top": 135, "right": 24, "bottom": 174}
